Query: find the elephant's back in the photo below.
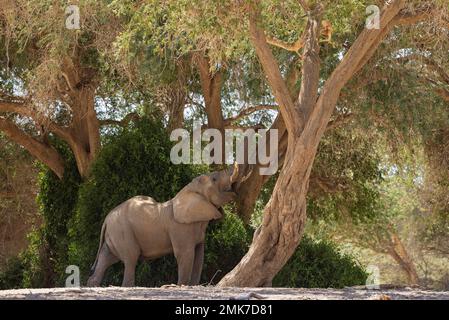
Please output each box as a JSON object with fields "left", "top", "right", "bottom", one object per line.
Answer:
{"left": 120, "top": 195, "right": 160, "bottom": 219}
{"left": 104, "top": 195, "right": 160, "bottom": 227}
{"left": 129, "top": 195, "right": 157, "bottom": 205}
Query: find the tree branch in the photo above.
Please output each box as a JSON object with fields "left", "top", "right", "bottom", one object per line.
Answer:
{"left": 303, "top": 0, "right": 407, "bottom": 145}
{"left": 394, "top": 5, "right": 435, "bottom": 26}
{"left": 223, "top": 104, "right": 278, "bottom": 126}
{"left": 353, "top": 4, "right": 435, "bottom": 76}
{"left": 297, "top": 0, "right": 310, "bottom": 12}
{"left": 0, "top": 117, "right": 65, "bottom": 178}
{"left": 0, "top": 100, "right": 75, "bottom": 147}
{"left": 296, "top": 5, "right": 323, "bottom": 124}
{"left": 248, "top": 7, "right": 299, "bottom": 135}
{"left": 0, "top": 101, "right": 32, "bottom": 118}
{"left": 419, "top": 57, "right": 449, "bottom": 85}
{"left": 309, "top": 175, "right": 348, "bottom": 196}
{"left": 196, "top": 54, "right": 225, "bottom": 132}
{"left": 435, "top": 88, "right": 449, "bottom": 102}
{"left": 325, "top": 113, "right": 354, "bottom": 132}
{"left": 266, "top": 35, "right": 305, "bottom": 53}
{"left": 99, "top": 112, "right": 140, "bottom": 127}
{"left": 398, "top": 54, "right": 449, "bottom": 85}
{"left": 399, "top": 55, "right": 449, "bottom": 102}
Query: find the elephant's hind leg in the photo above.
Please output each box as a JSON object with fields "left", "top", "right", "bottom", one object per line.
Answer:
{"left": 87, "top": 244, "right": 119, "bottom": 287}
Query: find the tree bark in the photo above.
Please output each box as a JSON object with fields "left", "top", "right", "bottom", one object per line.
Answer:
{"left": 64, "top": 86, "right": 100, "bottom": 178}
{"left": 0, "top": 56, "right": 102, "bottom": 179}
{"left": 234, "top": 116, "right": 287, "bottom": 223}
{"left": 197, "top": 55, "right": 225, "bottom": 132}
{"left": 387, "top": 231, "right": 419, "bottom": 285}
{"left": 0, "top": 117, "right": 65, "bottom": 178}
{"left": 162, "top": 82, "right": 187, "bottom": 133}
{"left": 196, "top": 54, "right": 226, "bottom": 165}
{"left": 219, "top": 0, "right": 407, "bottom": 287}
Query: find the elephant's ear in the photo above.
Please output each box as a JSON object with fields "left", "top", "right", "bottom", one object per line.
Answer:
{"left": 173, "top": 191, "right": 222, "bottom": 224}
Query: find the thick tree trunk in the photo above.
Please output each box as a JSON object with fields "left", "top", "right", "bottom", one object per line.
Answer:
{"left": 196, "top": 54, "right": 226, "bottom": 165}
{"left": 167, "top": 99, "right": 185, "bottom": 132}
{"left": 63, "top": 86, "right": 100, "bottom": 178}
{"left": 0, "top": 117, "right": 65, "bottom": 178}
{"left": 166, "top": 87, "right": 187, "bottom": 132}
{"left": 387, "top": 231, "right": 419, "bottom": 285}
{"left": 220, "top": 140, "right": 316, "bottom": 286}
{"left": 234, "top": 117, "right": 288, "bottom": 223}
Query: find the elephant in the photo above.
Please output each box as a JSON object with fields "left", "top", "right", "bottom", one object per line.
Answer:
{"left": 86, "top": 167, "right": 239, "bottom": 287}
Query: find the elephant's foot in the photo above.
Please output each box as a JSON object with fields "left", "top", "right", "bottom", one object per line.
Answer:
{"left": 86, "top": 276, "right": 101, "bottom": 287}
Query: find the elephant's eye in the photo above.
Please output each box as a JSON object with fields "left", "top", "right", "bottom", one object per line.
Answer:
{"left": 212, "top": 177, "right": 217, "bottom": 182}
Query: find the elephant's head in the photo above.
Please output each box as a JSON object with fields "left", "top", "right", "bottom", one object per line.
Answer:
{"left": 172, "top": 165, "right": 239, "bottom": 224}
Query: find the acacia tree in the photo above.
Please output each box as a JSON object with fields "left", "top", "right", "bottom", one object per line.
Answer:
{"left": 312, "top": 167, "right": 422, "bottom": 285}
{"left": 217, "top": 0, "right": 440, "bottom": 286}
{"left": 0, "top": 1, "right": 142, "bottom": 179}
{"left": 341, "top": 15, "right": 449, "bottom": 265}
{"left": 111, "top": 0, "right": 441, "bottom": 286}
{"left": 112, "top": 1, "right": 362, "bottom": 224}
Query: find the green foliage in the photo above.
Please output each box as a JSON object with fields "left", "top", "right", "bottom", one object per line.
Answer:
{"left": 22, "top": 142, "right": 81, "bottom": 287}
{"left": 0, "top": 257, "right": 24, "bottom": 289}
{"left": 273, "top": 236, "right": 368, "bottom": 288}
{"left": 202, "top": 212, "right": 252, "bottom": 284}
{"left": 308, "top": 127, "right": 385, "bottom": 224}
{"left": 0, "top": 141, "right": 81, "bottom": 288}
{"left": 19, "top": 228, "right": 52, "bottom": 288}
{"left": 35, "top": 145, "right": 82, "bottom": 285}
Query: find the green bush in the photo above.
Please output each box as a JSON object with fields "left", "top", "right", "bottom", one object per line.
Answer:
{"left": 202, "top": 212, "right": 251, "bottom": 284}
{"left": 0, "top": 257, "right": 24, "bottom": 289}
{"left": 273, "top": 236, "right": 368, "bottom": 288}
{"left": 0, "top": 141, "right": 81, "bottom": 289}
{"left": 33, "top": 145, "right": 81, "bottom": 287}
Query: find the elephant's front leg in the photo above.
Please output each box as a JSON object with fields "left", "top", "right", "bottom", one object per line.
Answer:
{"left": 174, "top": 246, "right": 195, "bottom": 285}
{"left": 191, "top": 242, "right": 205, "bottom": 285}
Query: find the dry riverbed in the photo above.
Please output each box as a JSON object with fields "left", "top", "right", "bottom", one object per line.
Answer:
{"left": 0, "top": 286, "right": 448, "bottom": 300}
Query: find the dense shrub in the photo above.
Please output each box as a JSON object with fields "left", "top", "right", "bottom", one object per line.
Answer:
{"left": 202, "top": 212, "right": 252, "bottom": 284}
{"left": 34, "top": 147, "right": 81, "bottom": 286}
{"left": 273, "top": 236, "right": 368, "bottom": 288}
{"left": 0, "top": 142, "right": 81, "bottom": 288}
{"left": 0, "top": 257, "right": 24, "bottom": 289}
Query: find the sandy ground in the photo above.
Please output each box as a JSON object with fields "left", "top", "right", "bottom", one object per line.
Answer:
{"left": 0, "top": 286, "right": 448, "bottom": 300}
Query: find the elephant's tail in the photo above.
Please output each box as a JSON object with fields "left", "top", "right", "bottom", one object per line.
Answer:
{"left": 90, "top": 222, "right": 107, "bottom": 276}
